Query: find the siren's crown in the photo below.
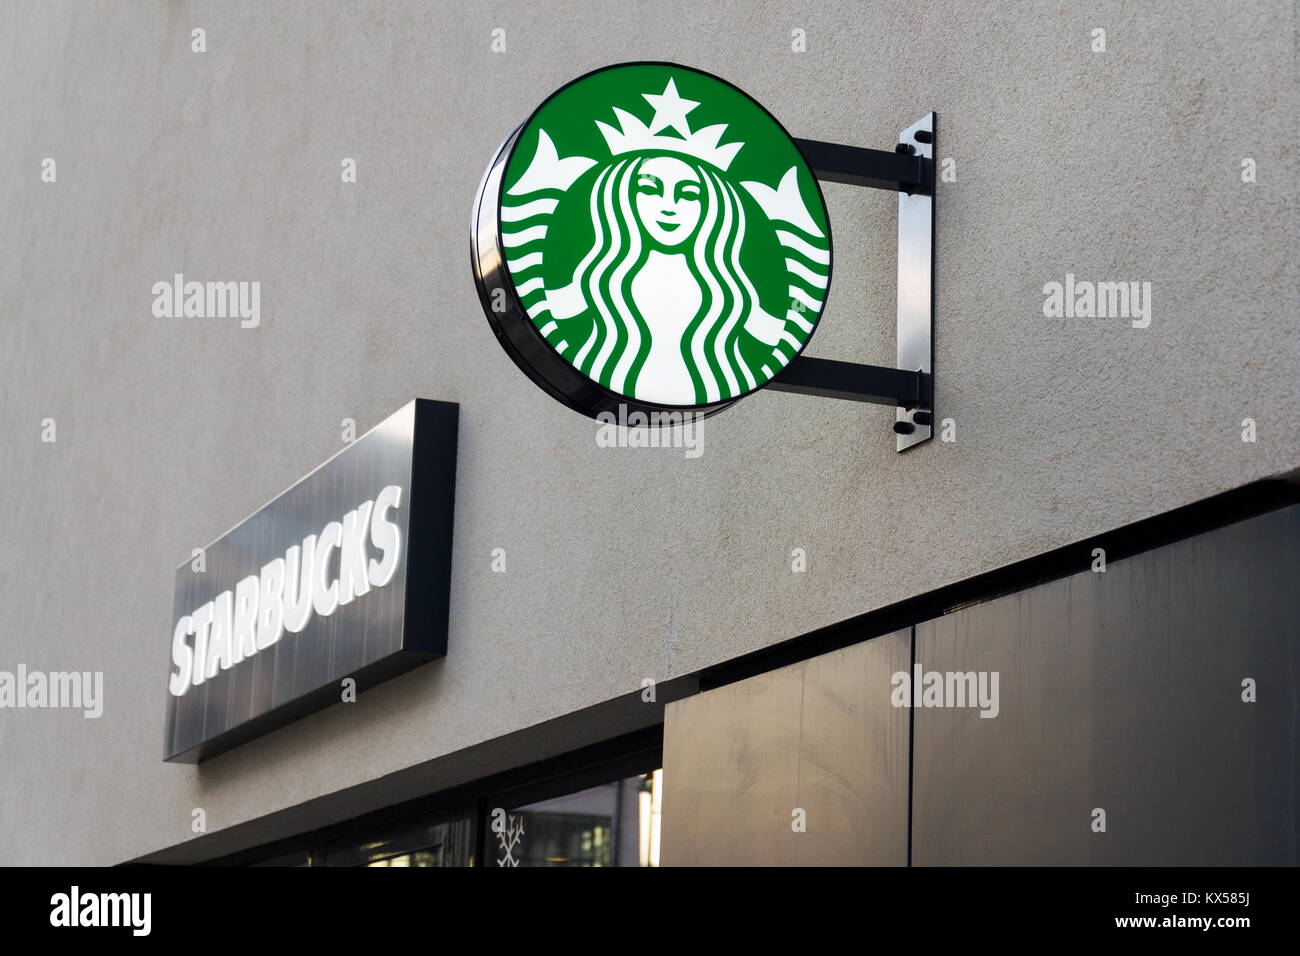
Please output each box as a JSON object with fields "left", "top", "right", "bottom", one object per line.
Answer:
{"left": 596, "top": 77, "right": 744, "bottom": 172}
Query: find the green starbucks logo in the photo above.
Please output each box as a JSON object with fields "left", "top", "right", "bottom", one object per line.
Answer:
{"left": 475, "top": 63, "right": 832, "bottom": 416}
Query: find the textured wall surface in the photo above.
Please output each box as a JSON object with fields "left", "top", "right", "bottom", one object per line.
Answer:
{"left": 0, "top": 1, "right": 1296, "bottom": 865}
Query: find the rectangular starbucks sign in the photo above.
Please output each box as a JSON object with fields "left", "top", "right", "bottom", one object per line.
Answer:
{"left": 163, "top": 399, "right": 458, "bottom": 763}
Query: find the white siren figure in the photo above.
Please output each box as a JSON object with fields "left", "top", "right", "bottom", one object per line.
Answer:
{"left": 500, "top": 77, "right": 830, "bottom": 407}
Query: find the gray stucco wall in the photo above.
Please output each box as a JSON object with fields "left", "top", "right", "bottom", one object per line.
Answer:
{"left": 0, "top": 1, "right": 1295, "bottom": 865}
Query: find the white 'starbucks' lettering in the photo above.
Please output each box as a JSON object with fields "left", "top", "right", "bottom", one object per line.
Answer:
{"left": 500, "top": 64, "right": 831, "bottom": 407}
{"left": 168, "top": 484, "right": 403, "bottom": 697}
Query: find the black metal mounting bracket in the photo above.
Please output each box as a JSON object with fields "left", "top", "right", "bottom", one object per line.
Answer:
{"left": 767, "top": 112, "right": 936, "bottom": 451}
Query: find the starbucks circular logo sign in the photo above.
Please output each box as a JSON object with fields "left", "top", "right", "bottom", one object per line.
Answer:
{"left": 472, "top": 62, "right": 832, "bottom": 421}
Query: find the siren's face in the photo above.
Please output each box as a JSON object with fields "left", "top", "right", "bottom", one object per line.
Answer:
{"left": 634, "top": 157, "right": 702, "bottom": 248}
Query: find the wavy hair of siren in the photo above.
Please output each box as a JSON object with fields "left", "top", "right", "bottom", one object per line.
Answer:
{"left": 554, "top": 154, "right": 764, "bottom": 405}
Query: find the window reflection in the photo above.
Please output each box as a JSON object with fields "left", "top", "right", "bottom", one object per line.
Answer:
{"left": 491, "top": 770, "right": 662, "bottom": 867}
{"left": 366, "top": 848, "right": 445, "bottom": 867}
{"left": 326, "top": 815, "right": 473, "bottom": 867}
{"left": 243, "top": 767, "right": 663, "bottom": 867}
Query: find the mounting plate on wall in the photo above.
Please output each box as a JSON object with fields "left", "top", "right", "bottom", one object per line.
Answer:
{"left": 895, "top": 113, "right": 936, "bottom": 451}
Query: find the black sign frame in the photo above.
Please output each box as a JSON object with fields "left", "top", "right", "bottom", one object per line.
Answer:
{"left": 163, "top": 399, "right": 458, "bottom": 763}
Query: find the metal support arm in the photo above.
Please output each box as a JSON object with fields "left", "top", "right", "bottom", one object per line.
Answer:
{"left": 772, "top": 113, "right": 937, "bottom": 452}
{"left": 793, "top": 138, "right": 932, "bottom": 195}
{"left": 768, "top": 357, "right": 929, "bottom": 409}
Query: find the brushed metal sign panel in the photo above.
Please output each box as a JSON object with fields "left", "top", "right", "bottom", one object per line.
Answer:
{"left": 163, "top": 399, "right": 458, "bottom": 763}
{"left": 911, "top": 504, "right": 1299, "bottom": 865}
{"left": 662, "top": 631, "right": 910, "bottom": 866}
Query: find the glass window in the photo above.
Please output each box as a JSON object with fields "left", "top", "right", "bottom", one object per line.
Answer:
{"left": 488, "top": 769, "right": 662, "bottom": 867}
{"left": 232, "top": 741, "right": 663, "bottom": 867}
{"left": 325, "top": 813, "right": 474, "bottom": 867}
{"left": 249, "top": 849, "right": 313, "bottom": 867}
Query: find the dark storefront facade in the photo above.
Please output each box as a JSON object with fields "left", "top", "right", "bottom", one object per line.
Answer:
{"left": 188, "top": 487, "right": 1297, "bottom": 867}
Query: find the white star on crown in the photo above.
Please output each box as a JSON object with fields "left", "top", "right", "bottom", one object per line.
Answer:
{"left": 596, "top": 77, "right": 744, "bottom": 171}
